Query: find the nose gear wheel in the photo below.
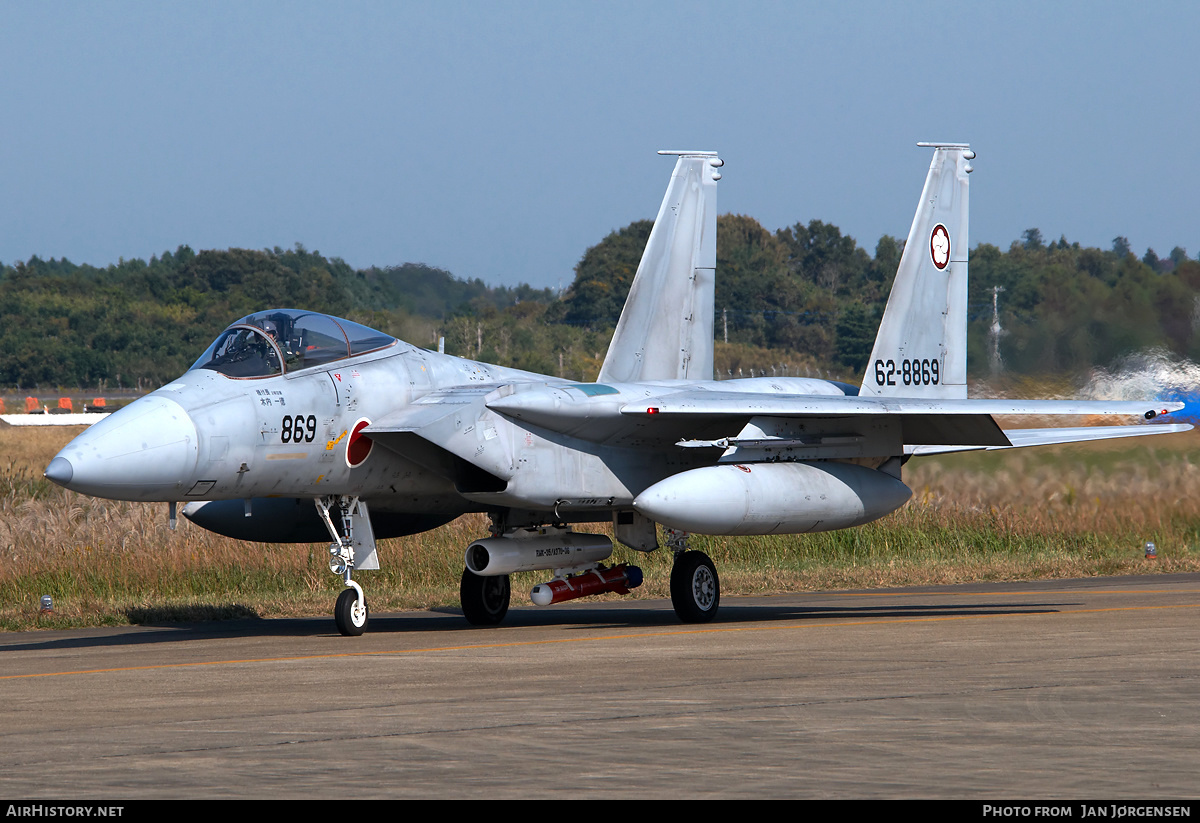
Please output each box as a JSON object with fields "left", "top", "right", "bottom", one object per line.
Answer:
{"left": 334, "top": 586, "right": 368, "bottom": 636}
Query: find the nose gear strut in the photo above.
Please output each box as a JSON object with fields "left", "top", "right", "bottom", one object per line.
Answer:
{"left": 315, "top": 495, "right": 378, "bottom": 636}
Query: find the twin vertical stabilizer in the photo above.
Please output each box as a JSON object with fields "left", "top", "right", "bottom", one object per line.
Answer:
{"left": 860, "top": 143, "right": 974, "bottom": 399}
{"left": 598, "top": 152, "right": 720, "bottom": 384}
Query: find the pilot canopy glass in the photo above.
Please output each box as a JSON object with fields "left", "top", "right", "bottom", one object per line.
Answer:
{"left": 191, "top": 309, "right": 397, "bottom": 378}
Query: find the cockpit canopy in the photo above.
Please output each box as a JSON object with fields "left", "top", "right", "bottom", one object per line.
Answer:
{"left": 191, "top": 309, "right": 397, "bottom": 378}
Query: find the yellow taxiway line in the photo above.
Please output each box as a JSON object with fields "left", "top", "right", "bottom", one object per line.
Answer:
{"left": 3, "top": 596, "right": 1197, "bottom": 682}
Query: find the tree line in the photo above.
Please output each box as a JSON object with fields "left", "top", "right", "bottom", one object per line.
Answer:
{"left": 2, "top": 223, "right": 1197, "bottom": 389}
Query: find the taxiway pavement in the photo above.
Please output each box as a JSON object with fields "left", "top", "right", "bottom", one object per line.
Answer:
{"left": 2, "top": 574, "right": 1198, "bottom": 798}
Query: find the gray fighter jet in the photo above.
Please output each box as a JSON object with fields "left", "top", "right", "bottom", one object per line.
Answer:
{"left": 45, "top": 146, "right": 1189, "bottom": 635}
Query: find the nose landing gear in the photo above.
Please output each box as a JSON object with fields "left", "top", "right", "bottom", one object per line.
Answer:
{"left": 315, "top": 496, "right": 378, "bottom": 636}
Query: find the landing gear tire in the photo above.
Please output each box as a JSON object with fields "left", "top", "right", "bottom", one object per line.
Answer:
{"left": 335, "top": 587, "right": 369, "bottom": 636}
{"left": 460, "top": 569, "right": 511, "bottom": 626}
{"left": 671, "top": 550, "right": 720, "bottom": 623}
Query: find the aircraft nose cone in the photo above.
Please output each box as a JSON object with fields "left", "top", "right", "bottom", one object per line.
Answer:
{"left": 44, "top": 456, "right": 74, "bottom": 487}
{"left": 48, "top": 394, "right": 200, "bottom": 500}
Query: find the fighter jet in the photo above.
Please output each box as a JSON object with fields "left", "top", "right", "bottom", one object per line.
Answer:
{"left": 45, "top": 145, "right": 1189, "bottom": 635}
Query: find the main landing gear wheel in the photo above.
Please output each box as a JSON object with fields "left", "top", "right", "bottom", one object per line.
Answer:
{"left": 671, "top": 550, "right": 720, "bottom": 623}
{"left": 334, "top": 587, "right": 369, "bottom": 636}
{"left": 460, "top": 569, "right": 511, "bottom": 626}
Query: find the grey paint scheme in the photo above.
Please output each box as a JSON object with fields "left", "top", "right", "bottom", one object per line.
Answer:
{"left": 47, "top": 148, "right": 1187, "bottom": 551}
{"left": 598, "top": 153, "right": 718, "bottom": 384}
{"left": 862, "top": 144, "right": 971, "bottom": 399}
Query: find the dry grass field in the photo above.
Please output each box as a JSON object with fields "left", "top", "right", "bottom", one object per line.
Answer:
{"left": 3, "top": 422, "right": 1199, "bottom": 630}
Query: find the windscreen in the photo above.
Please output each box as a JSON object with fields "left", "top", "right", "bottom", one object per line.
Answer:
{"left": 192, "top": 327, "right": 284, "bottom": 378}
{"left": 190, "top": 309, "right": 397, "bottom": 378}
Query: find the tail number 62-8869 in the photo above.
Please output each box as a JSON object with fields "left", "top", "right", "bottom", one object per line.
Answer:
{"left": 874, "top": 358, "right": 940, "bottom": 386}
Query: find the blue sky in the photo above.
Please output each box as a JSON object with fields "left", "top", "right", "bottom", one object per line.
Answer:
{"left": 2, "top": 1, "right": 1196, "bottom": 288}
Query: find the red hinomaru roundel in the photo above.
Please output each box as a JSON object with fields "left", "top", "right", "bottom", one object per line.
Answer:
{"left": 346, "top": 418, "right": 373, "bottom": 468}
{"left": 930, "top": 223, "right": 951, "bottom": 270}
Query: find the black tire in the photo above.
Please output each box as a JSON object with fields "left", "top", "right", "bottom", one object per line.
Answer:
{"left": 670, "top": 550, "right": 720, "bottom": 623}
{"left": 334, "top": 587, "right": 368, "bottom": 636}
{"left": 460, "top": 568, "right": 510, "bottom": 626}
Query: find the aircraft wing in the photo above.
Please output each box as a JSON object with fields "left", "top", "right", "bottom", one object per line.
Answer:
{"left": 486, "top": 383, "right": 1184, "bottom": 449}
{"left": 907, "top": 423, "right": 1193, "bottom": 456}
{"left": 620, "top": 391, "right": 1180, "bottom": 420}
{"left": 623, "top": 391, "right": 1182, "bottom": 447}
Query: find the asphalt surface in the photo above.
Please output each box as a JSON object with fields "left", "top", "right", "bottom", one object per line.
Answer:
{"left": 2, "top": 573, "right": 1199, "bottom": 799}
